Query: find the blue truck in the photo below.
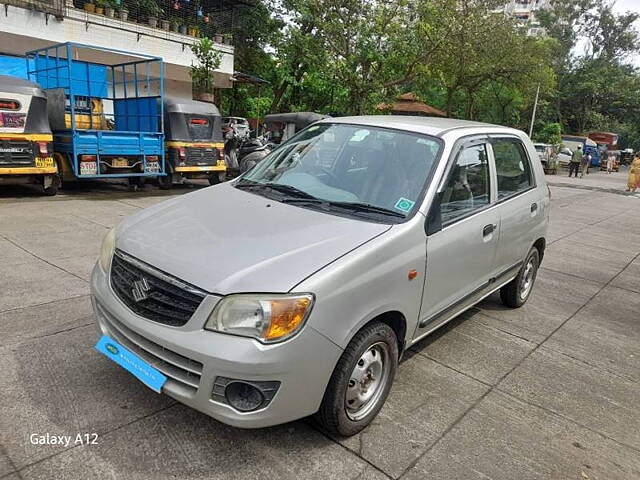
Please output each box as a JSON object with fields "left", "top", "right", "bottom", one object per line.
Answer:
{"left": 561, "top": 135, "right": 601, "bottom": 167}
{"left": 26, "top": 42, "right": 165, "bottom": 186}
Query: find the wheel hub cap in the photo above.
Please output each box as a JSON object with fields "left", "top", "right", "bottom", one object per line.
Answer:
{"left": 345, "top": 342, "right": 390, "bottom": 421}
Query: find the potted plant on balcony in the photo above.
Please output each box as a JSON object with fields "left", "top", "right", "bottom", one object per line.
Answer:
{"left": 83, "top": 1, "right": 96, "bottom": 13}
{"left": 105, "top": 0, "right": 116, "bottom": 18}
{"left": 94, "top": 0, "right": 105, "bottom": 15}
{"left": 118, "top": 2, "right": 128, "bottom": 20}
{"left": 190, "top": 37, "right": 221, "bottom": 104}
{"left": 170, "top": 18, "right": 180, "bottom": 33}
{"left": 140, "top": 0, "right": 162, "bottom": 28}
{"left": 213, "top": 33, "right": 222, "bottom": 43}
{"left": 187, "top": 24, "right": 199, "bottom": 37}
{"left": 160, "top": 18, "right": 170, "bottom": 31}
{"left": 223, "top": 33, "right": 232, "bottom": 45}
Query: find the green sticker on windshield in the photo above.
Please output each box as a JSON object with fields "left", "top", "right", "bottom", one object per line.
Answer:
{"left": 394, "top": 197, "right": 415, "bottom": 213}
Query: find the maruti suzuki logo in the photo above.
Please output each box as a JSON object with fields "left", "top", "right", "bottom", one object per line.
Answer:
{"left": 131, "top": 277, "right": 151, "bottom": 302}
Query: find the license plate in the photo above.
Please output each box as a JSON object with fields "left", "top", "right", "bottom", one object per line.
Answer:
{"left": 95, "top": 335, "right": 167, "bottom": 393}
{"left": 145, "top": 161, "right": 160, "bottom": 173}
{"left": 80, "top": 161, "right": 97, "bottom": 175}
{"left": 0, "top": 112, "right": 26, "bottom": 128}
{"left": 217, "top": 159, "right": 225, "bottom": 167}
{"left": 112, "top": 158, "right": 128, "bottom": 167}
{"left": 35, "top": 157, "right": 54, "bottom": 168}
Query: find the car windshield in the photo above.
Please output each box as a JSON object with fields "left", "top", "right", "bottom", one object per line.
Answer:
{"left": 238, "top": 123, "right": 441, "bottom": 221}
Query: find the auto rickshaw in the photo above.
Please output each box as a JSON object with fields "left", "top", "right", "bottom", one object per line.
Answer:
{"left": 162, "top": 97, "right": 226, "bottom": 189}
{"left": 0, "top": 75, "right": 58, "bottom": 195}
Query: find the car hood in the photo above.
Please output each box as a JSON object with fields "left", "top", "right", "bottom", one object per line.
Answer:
{"left": 116, "top": 183, "right": 391, "bottom": 294}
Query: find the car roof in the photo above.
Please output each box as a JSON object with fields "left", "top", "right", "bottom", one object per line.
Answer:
{"left": 319, "top": 115, "right": 523, "bottom": 138}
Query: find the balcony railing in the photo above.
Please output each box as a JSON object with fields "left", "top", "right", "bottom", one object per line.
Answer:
{"left": 3, "top": 0, "right": 256, "bottom": 45}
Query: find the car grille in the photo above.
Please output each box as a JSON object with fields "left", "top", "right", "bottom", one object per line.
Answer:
{"left": 96, "top": 301, "right": 203, "bottom": 394}
{"left": 110, "top": 250, "right": 206, "bottom": 327}
{"left": 0, "top": 139, "right": 33, "bottom": 166}
{"left": 185, "top": 146, "right": 219, "bottom": 166}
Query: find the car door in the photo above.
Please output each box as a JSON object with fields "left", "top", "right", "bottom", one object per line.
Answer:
{"left": 413, "top": 138, "right": 501, "bottom": 338}
{"left": 490, "top": 137, "right": 542, "bottom": 277}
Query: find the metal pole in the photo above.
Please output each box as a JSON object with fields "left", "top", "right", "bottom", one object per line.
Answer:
{"left": 529, "top": 83, "right": 540, "bottom": 138}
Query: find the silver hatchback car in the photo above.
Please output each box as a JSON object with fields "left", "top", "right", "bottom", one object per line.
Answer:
{"left": 92, "top": 116, "right": 549, "bottom": 436}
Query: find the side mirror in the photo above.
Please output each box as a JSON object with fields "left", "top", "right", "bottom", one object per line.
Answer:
{"left": 425, "top": 192, "right": 443, "bottom": 236}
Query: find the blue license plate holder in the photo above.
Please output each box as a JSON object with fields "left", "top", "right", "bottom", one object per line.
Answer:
{"left": 95, "top": 335, "right": 167, "bottom": 393}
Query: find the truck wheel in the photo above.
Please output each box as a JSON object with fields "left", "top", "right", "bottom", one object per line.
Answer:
{"left": 128, "top": 177, "right": 145, "bottom": 191}
{"left": 316, "top": 321, "right": 398, "bottom": 437}
{"left": 500, "top": 247, "right": 540, "bottom": 308}
{"left": 158, "top": 171, "right": 173, "bottom": 190}
{"left": 41, "top": 175, "right": 60, "bottom": 196}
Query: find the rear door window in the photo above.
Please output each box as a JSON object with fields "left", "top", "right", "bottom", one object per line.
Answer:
{"left": 492, "top": 139, "right": 533, "bottom": 200}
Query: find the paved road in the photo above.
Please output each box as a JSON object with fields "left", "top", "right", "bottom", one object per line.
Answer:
{"left": 1, "top": 171, "right": 639, "bottom": 480}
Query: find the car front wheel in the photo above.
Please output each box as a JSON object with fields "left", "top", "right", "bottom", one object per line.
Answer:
{"left": 316, "top": 321, "right": 398, "bottom": 436}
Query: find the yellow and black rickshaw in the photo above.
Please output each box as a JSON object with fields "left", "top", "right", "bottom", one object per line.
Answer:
{"left": 162, "top": 97, "right": 226, "bottom": 189}
{"left": 0, "top": 75, "right": 58, "bottom": 195}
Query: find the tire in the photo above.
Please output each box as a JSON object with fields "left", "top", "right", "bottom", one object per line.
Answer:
{"left": 316, "top": 321, "right": 398, "bottom": 437}
{"left": 158, "top": 170, "right": 173, "bottom": 190}
{"left": 208, "top": 171, "right": 226, "bottom": 185}
{"left": 500, "top": 247, "right": 540, "bottom": 308}
{"left": 41, "top": 174, "right": 60, "bottom": 196}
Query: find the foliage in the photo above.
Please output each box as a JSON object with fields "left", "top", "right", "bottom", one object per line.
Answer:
{"left": 190, "top": 37, "right": 222, "bottom": 95}
{"left": 536, "top": 123, "right": 563, "bottom": 145}
{"left": 219, "top": 0, "right": 640, "bottom": 151}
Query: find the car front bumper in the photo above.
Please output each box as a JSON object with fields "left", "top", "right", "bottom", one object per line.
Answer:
{"left": 90, "top": 262, "right": 343, "bottom": 428}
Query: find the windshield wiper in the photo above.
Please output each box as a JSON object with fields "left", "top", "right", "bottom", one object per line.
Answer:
{"left": 235, "top": 181, "right": 318, "bottom": 200}
{"left": 283, "top": 198, "right": 406, "bottom": 219}
{"left": 327, "top": 201, "right": 407, "bottom": 218}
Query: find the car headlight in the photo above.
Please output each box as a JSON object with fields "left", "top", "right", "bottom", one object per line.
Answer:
{"left": 205, "top": 293, "right": 314, "bottom": 343}
{"left": 99, "top": 228, "right": 116, "bottom": 272}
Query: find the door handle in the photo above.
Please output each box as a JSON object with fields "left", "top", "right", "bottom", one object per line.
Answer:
{"left": 531, "top": 203, "right": 538, "bottom": 213}
{"left": 483, "top": 224, "right": 495, "bottom": 237}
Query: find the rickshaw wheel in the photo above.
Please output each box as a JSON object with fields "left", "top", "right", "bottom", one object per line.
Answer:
{"left": 208, "top": 172, "right": 226, "bottom": 185}
{"left": 41, "top": 174, "right": 60, "bottom": 196}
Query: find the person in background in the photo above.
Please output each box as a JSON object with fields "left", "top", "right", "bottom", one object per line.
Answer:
{"left": 606, "top": 153, "right": 616, "bottom": 174}
{"left": 580, "top": 151, "right": 591, "bottom": 178}
{"left": 627, "top": 155, "right": 640, "bottom": 193}
{"left": 569, "top": 145, "right": 582, "bottom": 178}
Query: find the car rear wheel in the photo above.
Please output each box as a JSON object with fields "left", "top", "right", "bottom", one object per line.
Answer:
{"left": 316, "top": 321, "right": 398, "bottom": 437}
{"left": 500, "top": 247, "right": 540, "bottom": 308}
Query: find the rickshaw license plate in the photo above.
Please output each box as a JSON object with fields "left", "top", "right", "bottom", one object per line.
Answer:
{"left": 0, "top": 112, "right": 25, "bottom": 128}
{"left": 35, "top": 157, "right": 54, "bottom": 168}
{"left": 95, "top": 335, "right": 167, "bottom": 393}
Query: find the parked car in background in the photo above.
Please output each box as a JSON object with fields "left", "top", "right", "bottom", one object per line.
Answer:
{"left": 557, "top": 146, "right": 573, "bottom": 167}
{"left": 92, "top": 117, "right": 549, "bottom": 437}
{"left": 534, "top": 143, "right": 558, "bottom": 174}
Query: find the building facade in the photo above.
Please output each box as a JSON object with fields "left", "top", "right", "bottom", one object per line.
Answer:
{"left": 501, "top": 0, "right": 548, "bottom": 37}
{"left": 0, "top": 0, "right": 243, "bottom": 99}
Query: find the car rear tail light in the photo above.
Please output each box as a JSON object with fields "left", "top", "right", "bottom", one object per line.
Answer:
{"left": 178, "top": 147, "right": 185, "bottom": 159}
{"left": 218, "top": 148, "right": 224, "bottom": 160}
{"left": 146, "top": 155, "right": 159, "bottom": 162}
{"left": 80, "top": 155, "right": 97, "bottom": 162}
